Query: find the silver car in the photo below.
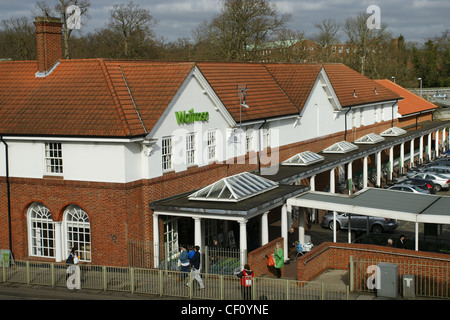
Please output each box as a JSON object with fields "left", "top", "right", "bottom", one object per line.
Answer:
{"left": 388, "top": 184, "right": 430, "bottom": 194}
{"left": 321, "top": 212, "right": 398, "bottom": 234}
{"left": 410, "top": 172, "right": 450, "bottom": 191}
{"left": 425, "top": 167, "right": 450, "bottom": 178}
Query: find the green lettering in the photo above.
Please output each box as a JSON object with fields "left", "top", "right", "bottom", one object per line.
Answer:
{"left": 175, "top": 109, "right": 209, "bottom": 124}
{"left": 175, "top": 111, "right": 186, "bottom": 125}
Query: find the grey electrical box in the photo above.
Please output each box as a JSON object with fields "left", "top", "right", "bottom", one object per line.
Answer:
{"left": 402, "top": 275, "right": 415, "bottom": 299}
{"left": 377, "top": 263, "right": 398, "bottom": 298}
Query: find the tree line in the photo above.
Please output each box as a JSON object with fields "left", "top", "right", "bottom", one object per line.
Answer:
{"left": 0, "top": 0, "right": 448, "bottom": 88}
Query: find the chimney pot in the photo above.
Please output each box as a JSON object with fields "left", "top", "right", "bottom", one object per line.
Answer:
{"left": 34, "top": 17, "right": 63, "bottom": 75}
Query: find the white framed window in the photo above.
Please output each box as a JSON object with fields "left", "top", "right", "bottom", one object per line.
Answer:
{"left": 28, "top": 203, "right": 55, "bottom": 258}
{"left": 207, "top": 129, "right": 216, "bottom": 161}
{"left": 163, "top": 217, "right": 179, "bottom": 261}
{"left": 45, "top": 143, "right": 63, "bottom": 174}
{"left": 262, "top": 129, "right": 270, "bottom": 149}
{"left": 162, "top": 136, "right": 173, "bottom": 171}
{"left": 246, "top": 128, "right": 254, "bottom": 152}
{"left": 64, "top": 205, "right": 91, "bottom": 262}
{"left": 186, "top": 132, "right": 196, "bottom": 166}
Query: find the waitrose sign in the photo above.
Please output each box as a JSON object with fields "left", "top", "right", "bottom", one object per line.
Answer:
{"left": 175, "top": 108, "right": 209, "bottom": 125}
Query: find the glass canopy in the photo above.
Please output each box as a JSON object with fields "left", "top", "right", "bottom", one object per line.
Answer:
{"left": 323, "top": 141, "right": 358, "bottom": 154}
{"left": 282, "top": 150, "right": 325, "bottom": 166}
{"left": 354, "top": 133, "right": 385, "bottom": 144}
{"left": 380, "top": 127, "right": 407, "bottom": 137}
{"left": 188, "top": 172, "right": 278, "bottom": 202}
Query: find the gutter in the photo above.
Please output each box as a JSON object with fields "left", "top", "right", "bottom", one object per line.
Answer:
{"left": 1, "top": 136, "right": 13, "bottom": 260}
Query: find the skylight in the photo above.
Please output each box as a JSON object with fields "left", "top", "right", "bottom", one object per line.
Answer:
{"left": 380, "top": 127, "right": 407, "bottom": 137}
{"left": 282, "top": 151, "right": 325, "bottom": 166}
{"left": 354, "top": 133, "right": 385, "bottom": 144}
{"left": 188, "top": 172, "right": 278, "bottom": 202}
{"left": 323, "top": 141, "right": 358, "bottom": 154}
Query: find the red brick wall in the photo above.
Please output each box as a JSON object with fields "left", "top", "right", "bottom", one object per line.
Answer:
{"left": 247, "top": 237, "right": 284, "bottom": 277}
{"left": 34, "top": 17, "right": 63, "bottom": 73}
{"left": 297, "top": 242, "right": 450, "bottom": 286}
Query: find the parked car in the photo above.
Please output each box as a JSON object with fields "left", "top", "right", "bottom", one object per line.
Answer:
{"left": 410, "top": 173, "right": 450, "bottom": 191}
{"left": 392, "top": 176, "right": 437, "bottom": 194}
{"left": 321, "top": 211, "right": 398, "bottom": 234}
{"left": 425, "top": 166, "right": 450, "bottom": 178}
{"left": 432, "top": 160, "right": 450, "bottom": 167}
{"left": 387, "top": 184, "right": 430, "bottom": 194}
{"left": 433, "top": 92, "right": 448, "bottom": 100}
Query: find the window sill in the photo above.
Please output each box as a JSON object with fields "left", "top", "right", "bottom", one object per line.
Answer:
{"left": 43, "top": 175, "right": 64, "bottom": 180}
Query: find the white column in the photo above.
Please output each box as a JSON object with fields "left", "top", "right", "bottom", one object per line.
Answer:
{"left": 239, "top": 219, "right": 248, "bottom": 269}
{"left": 333, "top": 211, "right": 337, "bottom": 243}
{"left": 347, "top": 162, "right": 353, "bottom": 195}
{"left": 363, "top": 156, "right": 368, "bottom": 188}
{"left": 298, "top": 207, "right": 305, "bottom": 244}
{"left": 281, "top": 204, "right": 288, "bottom": 261}
{"left": 428, "top": 133, "right": 432, "bottom": 161}
{"left": 419, "top": 136, "right": 424, "bottom": 164}
{"left": 310, "top": 175, "right": 316, "bottom": 222}
{"left": 400, "top": 142, "right": 405, "bottom": 174}
{"left": 55, "top": 222, "right": 63, "bottom": 262}
{"left": 415, "top": 222, "right": 419, "bottom": 251}
{"left": 442, "top": 128, "right": 446, "bottom": 151}
{"left": 194, "top": 217, "right": 202, "bottom": 249}
{"left": 389, "top": 147, "right": 394, "bottom": 181}
{"left": 410, "top": 139, "right": 414, "bottom": 168}
{"left": 330, "top": 168, "right": 335, "bottom": 193}
{"left": 153, "top": 212, "right": 160, "bottom": 268}
{"left": 436, "top": 130, "right": 439, "bottom": 158}
{"left": 376, "top": 151, "right": 381, "bottom": 187}
{"left": 348, "top": 214, "right": 352, "bottom": 243}
{"left": 261, "top": 212, "right": 269, "bottom": 246}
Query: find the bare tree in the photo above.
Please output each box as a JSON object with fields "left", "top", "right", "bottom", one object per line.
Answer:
{"left": 33, "top": 0, "right": 91, "bottom": 59}
{"left": 108, "top": 1, "right": 158, "bottom": 59}
{"left": 0, "top": 17, "right": 36, "bottom": 60}
{"left": 312, "top": 18, "right": 341, "bottom": 62}
{"left": 194, "top": 0, "right": 291, "bottom": 61}
{"left": 343, "top": 12, "right": 391, "bottom": 77}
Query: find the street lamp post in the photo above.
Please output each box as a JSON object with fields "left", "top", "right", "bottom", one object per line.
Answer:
{"left": 418, "top": 78, "right": 422, "bottom": 97}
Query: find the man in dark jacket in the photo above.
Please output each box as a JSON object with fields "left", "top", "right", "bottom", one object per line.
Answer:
{"left": 186, "top": 246, "right": 205, "bottom": 290}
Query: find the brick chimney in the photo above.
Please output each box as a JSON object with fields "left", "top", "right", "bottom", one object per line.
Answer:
{"left": 34, "top": 17, "right": 63, "bottom": 74}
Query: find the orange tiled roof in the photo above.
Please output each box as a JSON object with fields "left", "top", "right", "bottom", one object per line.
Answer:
{"left": 196, "top": 62, "right": 299, "bottom": 122}
{"left": 375, "top": 79, "right": 437, "bottom": 116}
{"left": 0, "top": 59, "right": 194, "bottom": 137}
{"left": 323, "top": 64, "right": 402, "bottom": 107}
{"left": 264, "top": 63, "right": 322, "bottom": 112}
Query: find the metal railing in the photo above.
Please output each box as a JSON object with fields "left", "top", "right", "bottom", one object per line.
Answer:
{"left": 2, "top": 260, "right": 349, "bottom": 300}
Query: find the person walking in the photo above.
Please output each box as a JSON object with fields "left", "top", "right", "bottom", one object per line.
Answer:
{"left": 186, "top": 245, "right": 205, "bottom": 290}
{"left": 178, "top": 246, "right": 190, "bottom": 282}
{"left": 274, "top": 242, "right": 284, "bottom": 278}
{"left": 236, "top": 264, "right": 254, "bottom": 300}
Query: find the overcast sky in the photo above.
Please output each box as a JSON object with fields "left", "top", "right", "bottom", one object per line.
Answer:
{"left": 0, "top": 0, "right": 448, "bottom": 44}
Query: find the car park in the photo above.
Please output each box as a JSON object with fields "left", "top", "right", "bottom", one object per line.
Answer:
{"left": 392, "top": 176, "right": 437, "bottom": 194}
{"left": 410, "top": 173, "right": 450, "bottom": 191}
{"left": 425, "top": 166, "right": 450, "bottom": 178}
{"left": 321, "top": 211, "right": 398, "bottom": 234}
{"left": 387, "top": 184, "right": 430, "bottom": 194}
{"left": 433, "top": 92, "right": 448, "bottom": 100}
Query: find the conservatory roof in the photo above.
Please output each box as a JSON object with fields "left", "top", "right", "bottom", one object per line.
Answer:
{"left": 282, "top": 150, "right": 325, "bottom": 166}
{"left": 323, "top": 141, "right": 358, "bottom": 154}
{"left": 354, "top": 133, "right": 385, "bottom": 145}
{"left": 188, "top": 172, "right": 278, "bottom": 202}
{"left": 380, "top": 127, "right": 407, "bottom": 137}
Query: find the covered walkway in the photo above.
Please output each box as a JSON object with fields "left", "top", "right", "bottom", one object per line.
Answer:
{"left": 287, "top": 187, "right": 450, "bottom": 251}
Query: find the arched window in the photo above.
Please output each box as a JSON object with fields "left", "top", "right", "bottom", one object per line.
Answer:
{"left": 64, "top": 205, "right": 91, "bottom": 262}
{"left": 28, "top": 203, "right": 55, "bottom": 258}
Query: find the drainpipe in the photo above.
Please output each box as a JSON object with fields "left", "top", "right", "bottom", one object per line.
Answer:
{"left": 1, "top": 136, "right": 13, "bottom": 259}
{"left": 344, "top": 106, "right": 352, "bottom": 141}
